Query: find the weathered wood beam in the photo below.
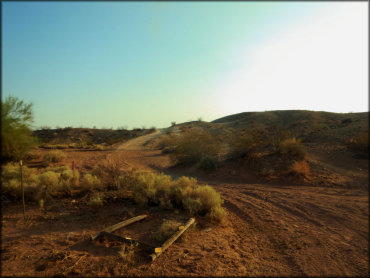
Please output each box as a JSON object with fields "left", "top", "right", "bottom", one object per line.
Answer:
{"left": 91, "top": 214, "right": 148, "bottom": 241}
{"left": 150, "top": 217, "right": 195, "bottom": 261}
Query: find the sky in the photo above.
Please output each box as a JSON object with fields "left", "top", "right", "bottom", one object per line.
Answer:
{"left": 2, "top": 1, "right": 368, "bottom": 129}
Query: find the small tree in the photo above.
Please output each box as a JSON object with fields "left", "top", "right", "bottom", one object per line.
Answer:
{"left": 1, "top": 96, "right": 38, "bottom": 162}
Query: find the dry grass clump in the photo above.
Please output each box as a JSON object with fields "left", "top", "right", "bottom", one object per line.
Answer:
{"left": 347, "top": 133, "right": 368, "bottom": 156}
{"left": 1, "top": 162, "right": 83, "bottom": 201}
{"left": 133, "top": 171, "right": 173, "bottom": 207}
{"left": 1, "top": 162, "right": 40, "bottom": 200}
{"left": 87, "top": 194, "right": 103, "bottom": 207}
{"left": 118, "top": 242, "right": 138, "bottom": 261}
{"left": 169, "top": 129, "right": 219, "bottom": 168}
{"left": 151, "top": 219, "right": 182, "bottom": 243}
{"left": 92, "top": 158, "right": 122, "bottom": 189}
{"left": 130, "top": 172, "right": 225, "bottom": 222}
{"left": 80, "top": 174, "right": 102, "bottom": 193}
{"left": 289, "top": 161, "right": 310, "bottom": 178}
{"left": 279, "top": 138, "right": 306, "bottom": 159}
{"left": 43, "top": 150, "right": 67, "bottom": 162}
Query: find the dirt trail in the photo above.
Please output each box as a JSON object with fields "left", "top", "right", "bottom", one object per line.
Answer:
{"left": 114, "top": 129, "right": 163, "bottom": 151}
{"left": 1, "top": 132, "right": 368, "bottom": 277}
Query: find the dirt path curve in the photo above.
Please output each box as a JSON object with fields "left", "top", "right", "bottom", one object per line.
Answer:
{"left": 114, "top": 129, "right": 163, "bottom": 151}
{"left": 106, "top": 129, "right": 172, "bottom": 171}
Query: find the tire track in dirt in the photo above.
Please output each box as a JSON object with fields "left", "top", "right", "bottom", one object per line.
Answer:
{"left": 217, "top": 183, "right": 368, "bottom": 276}
{"left": 219, "top": 186, "right": 305, "bottom": 276}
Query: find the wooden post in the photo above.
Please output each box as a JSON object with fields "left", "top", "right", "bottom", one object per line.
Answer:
{"left": 150, "top": 217, "right": 195, "bottom": 261}
{"left": 19, "top": 160, "right": 26, "bottom": 220}
{"left": 72, "top": 160, "right": 75, "bottom": 179}
{"left": 91, "top": 214, "right": 148, "bottom": 241}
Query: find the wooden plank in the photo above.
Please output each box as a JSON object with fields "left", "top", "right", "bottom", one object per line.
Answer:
{"left": 150, "top": 217, "right": 195, "bottom": 261}
{"left": 91, "top": 214, "right": 148, "bottom": 240}
{"left": 95, "top": 231, "right": 153, "bottom": 251}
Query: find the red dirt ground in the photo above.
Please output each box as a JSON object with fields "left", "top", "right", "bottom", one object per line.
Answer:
{"left": 1, "top": 131, "right": 369, "bottom": 276}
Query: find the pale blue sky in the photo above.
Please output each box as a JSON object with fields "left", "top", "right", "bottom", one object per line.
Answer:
{"left": 2, "top": 2, "right": 368, "bottom": 129}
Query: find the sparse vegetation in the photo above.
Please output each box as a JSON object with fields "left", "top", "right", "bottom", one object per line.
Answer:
{"left": 289, "top": 161, "right": 310, "bottom": 178}
{"left": 43, "top": 150, "right": 67, "bottom": 163}
{"left": 279, "top": 138, "right": 306, "bottom": 159}
{"left": 80, "top": 174, "right": 102, "bottom": 193}
{"left": 346, "top": 133, "right": 368, "bottom": 157}
{"left": 130, "top": 172, "right": 225, "bottom": 222}
{"left": 118, "top": 242, "right": 138, "bottom": 261}
{"left": 151, "top": 219, "right": 182, "bottom": 243}
{"left": 169, "top": 129, "right": 219, "bottom": 167}
{"left": 228, "top": 129, "right": 264, "bottom": 160}
{"left": 1, "top": 162, "right": 40, "bottom": 200}
{"left": 198, "top": 155, "right": 218, "bottom": 171}
{"left": 87, "top": 194, "right": 104, "bottom": 207}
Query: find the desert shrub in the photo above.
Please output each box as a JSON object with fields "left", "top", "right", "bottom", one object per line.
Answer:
{"left": 266, "top": 126, "right": 291, "bottom": 152}
{"left": 191, "top": 186, "right": 225, "bottom": 218}
{"left": 24, "top": 152, "right": 40, "bottom": 161}
{"left": 45, "top": 165, "right": 70, "bottom": 173}
{"left": 289, "top": 161, "right": 310, "bottom": 178}
{"left": 95, "top": 158, "right": 122, "bottom": 189}
{"left": 157, "top": 134, "right": 177, "bottom": 153}
{"left": 131, "top": 172, "right": 225, "bottom": 222}
{"left": 1, "top": 96, "right": 38, "bottom": 162}
{"left": 279, "top": 138, "right": 306, "bottom": 159}
{"left": 133, "top": 172, "right": 173, "bottom": 207}
{"left": 88, "top": 194, "right": 103, "bottom": 207}
{"left": 198, "top": 155, "right": 218, "bottom": 171}
{"left": 37, "top": 170, "right": 73, "bottom": 197}
{"left": 118, "top": 169, "right": 139, "bottom": 190}
{"left": 171, "top": 121, "right": 176, "bottom": 127}
{"left": 151, "top": 220, "right": 182, "bottom": 243}
{"left": 58, "top": 168, "right": 79, "bottom": 195}
{"left": 80, "top": 174, "right": 102, "bottom": 193}
{"left": 170, "top": 130, "right": 218, "bottom": 166}
{"left": 39, "top": 171, "right": 60, "bottom": 190}
{"left": 347, "top": 133, "right": 368, "bottom": 156}
{"left": 229, "top": 129, "right": 263, "bottom": 160}
{"left": 1, "top": 162, "right": 40, "bottom": 200}
{"left": 43, "top": 150, "right": 67, "bottom": 163}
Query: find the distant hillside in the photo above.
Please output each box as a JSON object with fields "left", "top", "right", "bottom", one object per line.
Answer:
{"left": 211, "top": 110, "right": 368, "bottom": 144}
{"left": 34, "top": 127, "right": 155, "bottom": 146}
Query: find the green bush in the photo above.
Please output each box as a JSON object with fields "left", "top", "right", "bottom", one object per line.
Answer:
{"left": 279, "top": 137, "right": 306, "bottom": 159}
{"left": 43, "top": 150, "right": 67, "bottom": 163}
{"left": 38, "top": 171, "right": 60, "bottom": 190}
{"left": 1, "top": 96, "right": 38, "bottom": 162}
{"left": 198, "top": 155, "right": 218, "bottom": 171}
{"left": 170, "top": 130, "right": 218, "bottom": 166}
{"left": 80, "top": 174, "right": 102, "bottom": 192}
{"left": 131, "top": 172, "right": 225, "bottom": 222}
{"left": 1, "top": 162, "right": 40, "bottom": 200}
